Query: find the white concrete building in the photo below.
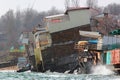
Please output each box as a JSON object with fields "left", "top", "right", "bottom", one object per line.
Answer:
{"left": 45, "top": 7, "right": 90, "bottom": 33}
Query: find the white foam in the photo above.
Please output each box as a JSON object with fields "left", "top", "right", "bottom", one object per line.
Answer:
{"left": 91, "top": 64, "right": 114, "bottom": 75}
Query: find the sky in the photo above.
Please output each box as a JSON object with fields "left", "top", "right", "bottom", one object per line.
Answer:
{"left": 0, "top": 0, "right": 120, "bottom": 16}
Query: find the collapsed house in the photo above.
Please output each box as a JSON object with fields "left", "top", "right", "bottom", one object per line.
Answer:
{"left": 32, "top": 7, "right": 92, "bottom": 72}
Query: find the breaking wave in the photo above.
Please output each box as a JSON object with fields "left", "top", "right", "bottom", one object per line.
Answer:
{"left": 91, "top": 64, "right": 115, "bottom": 75}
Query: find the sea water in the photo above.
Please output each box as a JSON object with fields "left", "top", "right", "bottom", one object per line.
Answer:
{"left": 0, "top": 72, "right": 119, "bottom": 80}
{"left": 0, "top": 65, "right": 119, "bottom": 80}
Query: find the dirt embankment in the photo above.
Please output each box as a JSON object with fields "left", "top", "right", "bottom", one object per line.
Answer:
{"left": 0, "top": 66, "right": 18, "bottom": 70}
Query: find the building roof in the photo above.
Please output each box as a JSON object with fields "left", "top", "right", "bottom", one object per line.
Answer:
{"left": 45, "top": 7, "right": 90, "bottom": 19}
{"left": 65, "top": 7, "right": 89, "bottom": 14}
{"left": 45, "top": 14, "right": 65, "bottom": 19}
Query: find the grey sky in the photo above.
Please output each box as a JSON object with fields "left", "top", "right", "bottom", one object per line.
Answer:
{"left": 0, "top": 0, "right": 120, "bottom": 16}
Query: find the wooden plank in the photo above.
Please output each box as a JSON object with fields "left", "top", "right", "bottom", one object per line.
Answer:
{"left": 79, "top": 30, "right": 101, "bottom": 38}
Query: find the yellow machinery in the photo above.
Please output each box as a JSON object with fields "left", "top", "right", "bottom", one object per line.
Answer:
{"left": 33, "top": 27, "right": 52, "bottom": 71}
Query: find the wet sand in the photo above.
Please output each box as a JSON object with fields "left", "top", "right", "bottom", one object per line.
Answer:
{"left": 0, "top": 66, "right": 18, "bottom": 70}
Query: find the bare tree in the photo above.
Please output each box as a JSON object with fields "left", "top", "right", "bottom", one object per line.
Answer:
{"left": 47, "top": 7, "right": 63, "bottom": 16}
{"left": 87, "top": 0, "right": 98, "bottom": 8}
{"left": 105, "top": 3, "right": 120, "bottom": 15}
{"left": 23, "top": 8, "right": 39, "bottom": 30}
{"left": 72, "top": 0, "right": 80, "bottom": 8}
{"left": 65, "top": 0, "right": 70, "bottom": 9}
{"left": 65, "top": 0, "right": 80, "bottom": 9}
{"left": 0, "top": 7, "right": 63, "bottom": 52}
{"left": 2, "top": 10, "right": 17, "bottom": 47}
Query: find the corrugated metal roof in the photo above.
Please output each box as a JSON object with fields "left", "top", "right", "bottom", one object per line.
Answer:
{"left": 103, "top": 36, "right": 120, "bottom": 45}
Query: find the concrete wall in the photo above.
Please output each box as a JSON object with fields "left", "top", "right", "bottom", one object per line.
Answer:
{"left": 47, "top": 9, "right": 90, "bottom": 33}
